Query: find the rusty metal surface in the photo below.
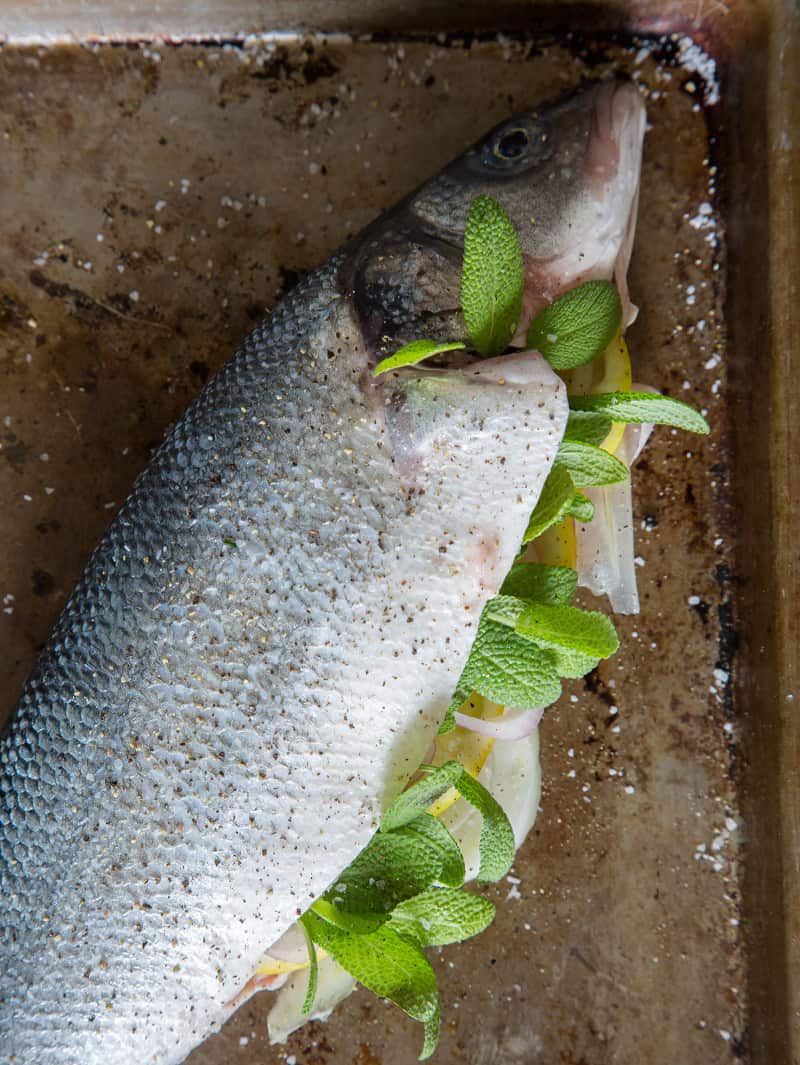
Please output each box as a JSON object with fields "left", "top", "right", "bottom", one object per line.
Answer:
{"left": 723, "top": 3, "right": 800, "bottom": 1064}
{"left": 0, "top": 13, "right": 785, "bottom": 1064}
{"left": 0, "top": 0, "right": 763, "bottom": 43}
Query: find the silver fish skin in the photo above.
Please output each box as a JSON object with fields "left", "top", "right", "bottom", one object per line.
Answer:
{"left": 0, "top": 82, "right": 645, "bottom": 1065}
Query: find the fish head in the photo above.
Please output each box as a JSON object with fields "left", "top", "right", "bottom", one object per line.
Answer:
{"left": 344, "top": 83, "right": 645, "bottom": 600}
{"left": 412, "top": 81, "right": 644, "bottom": 254}
{"left": 346, "top": 82, "right": 645, "bottom": 361}
{"left": 407, "top": 80, "right": 647, "bottom": 328}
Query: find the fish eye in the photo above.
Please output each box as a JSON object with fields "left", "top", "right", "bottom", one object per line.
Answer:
{"left": 473, "top": 116, "right": 553, "bottom": 174}
{"left": 493, "top": 128, "right": 529, "bottom": 160}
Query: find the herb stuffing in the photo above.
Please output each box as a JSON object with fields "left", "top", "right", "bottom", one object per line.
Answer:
{"left": 261, "top": 195, "right": 709, "bottom": 1057}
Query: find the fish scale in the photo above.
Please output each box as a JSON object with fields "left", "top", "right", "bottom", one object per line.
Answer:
{"left": 0, "top": 262, "right": 566, "bottom": 1065}
{"left": 0, "top": 81, "right": 645, "bottom": 1064}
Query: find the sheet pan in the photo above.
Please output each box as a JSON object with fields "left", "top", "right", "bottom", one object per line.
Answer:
{"left": 0, "top": 2, "right": 796, "bottom": 1062}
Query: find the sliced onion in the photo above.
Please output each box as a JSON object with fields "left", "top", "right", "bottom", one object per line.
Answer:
{"left": 264, "top": 923, "right": 309, "bottom": 965}
{"left": 440, "top": 727, "right": 541, "bottom": 882}
{"left": 454, "top": 705, "right": 544, "bottom": 741}
{"left": 625, "top": 382, "right": 657, "bottom": 462}
{"left": 574, "top": 399, "right": 655, "bottom": 615}
{"left": 269, "top": 956, "right": 358, "bottom": 1044}
{"left": 621, "top": 420, "right": 653, "bottom": 464}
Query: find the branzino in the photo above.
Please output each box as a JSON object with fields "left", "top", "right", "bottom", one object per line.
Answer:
{"left": 0, "top": 82, "right": 646, "bottom": 1064}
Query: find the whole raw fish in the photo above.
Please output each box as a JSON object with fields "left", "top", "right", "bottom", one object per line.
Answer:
{"left": 0, "top": 81, "right": 645, "bottom": 1064}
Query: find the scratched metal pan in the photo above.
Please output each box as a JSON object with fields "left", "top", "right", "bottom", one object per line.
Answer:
{"left": 0, "top": 1, "right": 796, "bottom": 1063}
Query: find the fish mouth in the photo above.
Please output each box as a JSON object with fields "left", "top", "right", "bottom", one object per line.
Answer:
{"left": 399, "top": 79, "right": 647, "bottom": 341}
{"left": 585, "top": 80, "right": 648, "bottom": 327}
{"left": 346, "top": 80, "right": 646, "bottom": 365}
{"left": 514, "top": 80, "right": 647, "bottom": 338}
{"left": 585, "top": 80, "right": 644, "bottom": 188}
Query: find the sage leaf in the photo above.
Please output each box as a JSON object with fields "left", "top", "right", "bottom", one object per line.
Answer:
{"left": 555, "top": 441, "right": 629, "bottom": 488}
{"left": 298, "top": 917, "right": 319, "bottom": 1016}
{"left": 483, "top": 596, "right": 607, "bottom": 678}
{"left": 481, "top": 594, "right": 529, "bottom": 627}
{"left": 522, "top": 464, "right": 576, "bottom": 543}
{"left": 568, "top": 391, "right": 710, "bottom": 434}
{"left": 526, "top": 280, "right": 622, "bottom": 369}
{"left": 454, "top": 771, "right": 516, "bottom": 882}
{"left": 515, "top": 602, "right": 620, "bottom": 659}
{"left": 461, "top": 195, "right": 524, "bottom": 357}
{"left": 564, "top": 410, "right": 614, "bottom": 447}
{"left": 499, "top": 561, "right": 578, "bottom": 604}
{"left": 327, "top": 827, "right": 444, "bottom": 915}
{"left": 382, "top": 763, "right": 464, "bottom": 832}
{"left": 421, "top": 1000, "right": 441, "bottom": 1060}
{"left": 564, "top": 492, "right": 595, "bottom": 523}
{"left": 373, "top": 339, "right": 466, "bottom": 377}
{"left": 389, "top": 887, "right": 495, "bottom": 947}
{"left": 310, "top": 899, "right": 386, "bottom": 934}
{"left": 459, "top": 614, "right": 562, "bottom": 710}
{"left": 396, "top": 813, "right": 465, "bottom": 889}
{"left": 302, "top": 914, "right": 440, "bottom": 1060}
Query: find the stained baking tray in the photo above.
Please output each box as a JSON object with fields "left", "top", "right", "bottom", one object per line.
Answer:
{"left": 0, "top": 2, "right": 796, "bottom": 1063}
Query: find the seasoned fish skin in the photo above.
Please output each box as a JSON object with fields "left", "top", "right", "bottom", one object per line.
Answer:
{"left": 0, "top": 263, "right": 567, "bottom": 1065}
{"left": 0, "top": 82, "right": 644, "bottom": 1065}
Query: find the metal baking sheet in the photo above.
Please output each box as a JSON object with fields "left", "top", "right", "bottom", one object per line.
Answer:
{"left": 0, "top": 3, "right": 796, "bottom": 1063}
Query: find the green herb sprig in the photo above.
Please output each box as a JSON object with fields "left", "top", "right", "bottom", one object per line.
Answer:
{"left": 460, "top": 194, "right": 524, "bottom": 356}
{"left": 525, "top": 280, "right": 622, "bottom": 369}
{"left": 297, "top": 764, "right": 512, "bottom": 1058}
{"left": 296, "top": 194, "right": 709, "bottom": 1057}
{"left": 373, "top": 339, "right": 466, "bottom": 377}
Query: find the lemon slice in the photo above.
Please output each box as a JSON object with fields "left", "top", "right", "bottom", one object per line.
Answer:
{"left": 594, "top": 330, "right": 632, "bottom": 455}
{"left": 428, "top": 694, "right": 501, "bottom": 817}
{"left": 256, "top": 956, "right": 311, "bottom": 977}
{"left": 562, "top": 327, "right": 632, "bottom": 396}
{"left": 531, "top": 513, "right": 577, "bottom": 568}
{"left": 594, "top": 329, "right": 633, "bottom": 392}
{"left": 523, "top": 330, "right": 634, "bottom": 584}
{"left": 561, "top": 328, "right": 632, "bottom": 457}
{"left": 256, "top": 947, "right": 330, "bottom": 977}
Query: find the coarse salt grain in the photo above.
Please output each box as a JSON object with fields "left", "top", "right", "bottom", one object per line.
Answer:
{"left": 677, "top": 36, "right": 721, "bottom": 106}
